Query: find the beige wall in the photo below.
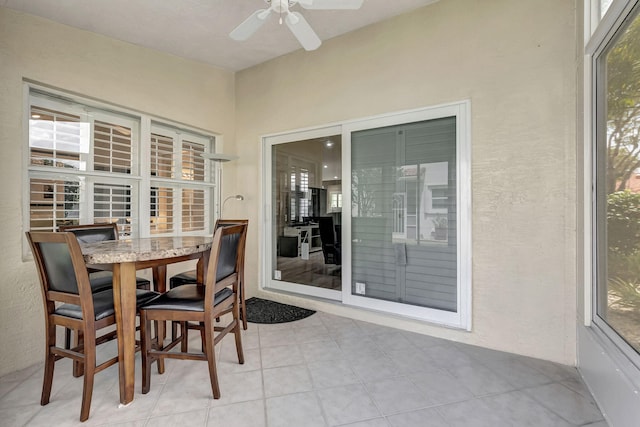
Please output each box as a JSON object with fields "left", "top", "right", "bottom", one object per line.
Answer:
{"left": 0, "top": 7, "right": 236, "bottom": 376}
{"left": 0, "top": 0, "right": 580, "bottom": 375}
{"left": 236, "top": 0, "right": 578, "bottom": 364}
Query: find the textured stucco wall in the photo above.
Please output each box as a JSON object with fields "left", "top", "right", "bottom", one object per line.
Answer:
{"left": 0, "top": 7, "right": 236, "bottom": 377}
{"left": 235, "top": 0, "right": 578, "bottom": 364}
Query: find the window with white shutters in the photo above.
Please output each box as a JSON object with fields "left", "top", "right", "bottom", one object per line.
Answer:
{"left": 25, "top": 88, "right": 216, "bottom": 252}
{"left": 149, "top": 125, "right": 211, "bottom": 235}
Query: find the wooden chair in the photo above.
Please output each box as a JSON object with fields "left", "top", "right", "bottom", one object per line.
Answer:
{"left": 138, "top": 223, "right": 247, "bottom": 398}
{"left": 58, "top": 223, "right": 151, "bottom": 357}
{"left": 26, "top": 231, "right": 159, "bottom": 422}
{"left": 169, "top": 219, "right": 249, "bottom": 330}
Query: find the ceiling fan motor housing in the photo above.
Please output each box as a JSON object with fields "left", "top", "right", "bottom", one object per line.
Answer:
{"left": 266, "top": 0, "right": 295, "bottom": 13}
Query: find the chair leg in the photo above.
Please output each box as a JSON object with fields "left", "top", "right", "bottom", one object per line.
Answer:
{"left": 203, "top": 318, "right": 221, "bottom": 399}
{"left": 79, "top": 334, "right": 96, "bottom": 422}
{"left": 180, "top": 322, "right": 188, "bottom": 353}
{"left": 40, "top": 323, "right": 57, "bottom": 406}
{"left": 156, "top": 320, "right": 165, "bottom": 375}
{"left": 240, "top": 291, "right": 248, "bottom": 331}
{"left": 233, "top": 299, "right": 245, "bottom": 365}
{"left": 73, "top": 329, "right": 84, "bottom": 378}
{"left": 141, "top": 312, "right": 153, "bottom": 394}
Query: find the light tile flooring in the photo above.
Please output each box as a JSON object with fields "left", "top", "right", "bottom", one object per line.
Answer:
{"left": 0, "top": 312, "right": 608, "bottom": 426}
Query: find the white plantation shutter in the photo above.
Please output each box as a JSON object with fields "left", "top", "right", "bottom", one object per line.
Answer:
{"left": 94, "top": 121, "right": 133, "bottom": 174}
{"left": 150, "top": 186, "right": 174, "bottom": 234}
{"left": 182, "top": 188, "right": 205, "bottom": 231}
{"left": 182, "top": 140, "right": 205, "bottom": 181}
{"left": 29, "top": 177, "right": 81, "bottom": 231}
{"left": 151, "top": 133, "right": 174, "bottom": 178}
{"left": 93, "top": 183, "right": 133, "bottom": 237}
{"left": 29, "top": 106, "right": 87, "bottom": 170}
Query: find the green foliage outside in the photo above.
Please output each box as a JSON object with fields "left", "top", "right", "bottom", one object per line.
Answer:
{"left": 607, "top": 191, "right": 640, "bottom": 310}
{"left": 607, "top": 190, "right": 640, "bottom": 256}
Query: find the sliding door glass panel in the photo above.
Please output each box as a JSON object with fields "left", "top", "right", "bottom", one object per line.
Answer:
{"left": 270, "top": 136, "right": 342, "bottom": 295}
{"left": 351, "top": 117, "right": 457, "bottom": 311}
{"left": 595, "top": 6, "right": 640, "bottom": 356}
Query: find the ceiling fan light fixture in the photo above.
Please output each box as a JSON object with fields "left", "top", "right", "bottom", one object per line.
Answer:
{"left": 230, "top": 0, "right": 363, "bottom": 50}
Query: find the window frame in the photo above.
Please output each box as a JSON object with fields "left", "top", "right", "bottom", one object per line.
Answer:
{"left": 584, "top": 0, "right": 640, "bottom": 392}
{"left": 22, "top": 83, "right": 219, "bottom": 258}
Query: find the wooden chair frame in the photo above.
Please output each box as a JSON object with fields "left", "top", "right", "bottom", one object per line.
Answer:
{"left": 169, "top": 219, "right": 249, "bottom": 343}
{"left": 139, "top": 223, "right": 248, "bottom": 398}
{"left": 58, "top": 222, "right": 152, "bottom": 377}
{"left": 27, "top": 231, "right": 120, "bottom": 422}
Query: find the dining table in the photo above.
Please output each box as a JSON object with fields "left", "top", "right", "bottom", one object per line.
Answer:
{"left": 79, "top": 235, "right": 213, "bottom": 406}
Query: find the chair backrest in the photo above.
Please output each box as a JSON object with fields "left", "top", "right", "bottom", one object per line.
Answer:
{"left": 204, "top": 223, "right": 248, "bottom": 306}
{"left": 214, "top": 219, "right": 248, "bottom": 281}
{"left": 59, "top": 223, "right": 119, "bottom": 244}
{"left": 26, "top": 231, "right": 94, "bottom": 313}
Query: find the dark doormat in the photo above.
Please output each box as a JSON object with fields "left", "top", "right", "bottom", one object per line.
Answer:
{"left": 245, "top": 297, "right": 316, "bottom": 324}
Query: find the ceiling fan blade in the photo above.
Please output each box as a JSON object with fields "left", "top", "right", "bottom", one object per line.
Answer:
{"left": 285, "top": 12, "right": 321, "bottom": 51}
{"left": 297, "top": 0, "right": 364, "bottom": 10}
{"left": 229, "top": 9, "right": 272, "bottom": 41}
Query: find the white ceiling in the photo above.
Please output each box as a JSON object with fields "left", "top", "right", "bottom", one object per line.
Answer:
{"left": 2, "top": 0, "right": 439, "bottom": 71}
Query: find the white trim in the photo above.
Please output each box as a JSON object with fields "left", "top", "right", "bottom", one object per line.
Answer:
{"left": 268, "top": 280, "right": 341, "bottom": 301}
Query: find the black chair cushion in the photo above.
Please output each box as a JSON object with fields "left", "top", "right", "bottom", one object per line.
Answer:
{"left": 89, "top": 271, "right": 151, "bottom": 292}
{"left": 55, "top": 289, "right": 160, "bottom": 321}
{"left": 140, "top": 284, "right": 233, "bottom": 312}
{"left": 169, "top": 270, "right": 197, "bottom": 289}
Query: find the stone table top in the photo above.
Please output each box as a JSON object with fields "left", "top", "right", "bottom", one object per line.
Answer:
{"left": 80, "top": 236, "right": 213, "bottom": 264}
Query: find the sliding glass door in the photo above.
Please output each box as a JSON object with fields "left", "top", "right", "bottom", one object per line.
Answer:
{"left": 262, "top": 102, "right": 470, "bottom": 328}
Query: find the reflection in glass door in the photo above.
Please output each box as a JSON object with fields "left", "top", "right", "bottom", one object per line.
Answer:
{"left": 266, "top": 132, "right": 343, "bottom": 300}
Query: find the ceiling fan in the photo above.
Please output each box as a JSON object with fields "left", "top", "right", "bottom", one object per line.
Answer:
{"left": 230, "top": 0, "right": 364, "bottom": 51}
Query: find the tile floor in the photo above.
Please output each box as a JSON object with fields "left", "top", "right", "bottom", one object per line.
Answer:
{"left": 0, "top": 311, "right": 608, "bottom": 426}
